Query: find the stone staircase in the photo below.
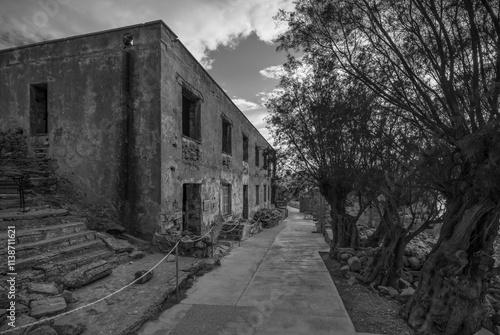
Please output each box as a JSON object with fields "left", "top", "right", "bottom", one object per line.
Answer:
{"left": 0, "top": 207, "right": 120, "bottom": 285}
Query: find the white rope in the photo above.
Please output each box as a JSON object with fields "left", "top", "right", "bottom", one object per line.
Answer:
{"left": 0, "top": 240, "right": 181, "bottom": 334}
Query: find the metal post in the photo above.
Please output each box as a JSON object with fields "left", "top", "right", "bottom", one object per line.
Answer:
{"left": 175, "top": 242, "right": 180, "bottom": 302}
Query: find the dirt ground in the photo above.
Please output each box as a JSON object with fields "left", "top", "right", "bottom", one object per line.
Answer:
{"left": 320, "top": 252, "right": 418, "bottom": 335}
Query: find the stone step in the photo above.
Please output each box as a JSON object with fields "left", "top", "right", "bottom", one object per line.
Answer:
{"left": 0, "top": 208, "right": 69, "bottom": 222}
{"left": 36, "top": 249, "right": 116, "bottom": 280}
{"left": 0, "top": 221, "right": 87, "bottom": 245}
{"left": 0, "top": 199, "right": 36, "bottom": 211}
{"left": 0, "top": 231, "right": 97, "bottom": 258}
{"left": 0, "top": 213, "right": 84, "bottom": 231}
{"left": 2, "top": 239, "right": 107, "bottom": 273}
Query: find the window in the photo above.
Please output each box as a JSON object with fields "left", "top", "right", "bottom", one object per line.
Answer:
{"left": 222, "top": 118, "right": 232, "bottom": 154}
{"left": 255, "top": 147, "right": 260, "bottom": 166}
{"left": 264, "top": 185, "right": 267, "bottom": 202}
{"left": 182, "top": 88, "right": 201, "bottom": 141}
{"left": 242, "top": 134, "right": 249, "bottom": 162}
{"left": 222, "top": 184, "right": 231, "bottom": 215}
{"left": 30, "top": 83, "right": 48, "bottom": 135}
{"left": 256, "top": 185, "right": 260, "bottom": 205}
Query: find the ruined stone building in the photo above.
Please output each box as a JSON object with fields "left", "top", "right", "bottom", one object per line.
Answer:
{"left": 0, "top": 21, "right": 274, "bottom": 239}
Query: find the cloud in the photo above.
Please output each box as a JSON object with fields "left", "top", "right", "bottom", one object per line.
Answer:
{"left": 232, "top": 97, "right": 261, "bottom": 111}
{"left": 260, "top": 64, "right": 285, "bottom": 80}
{"left": 0, "top": 0, "right": 295, "bottom": 69}
{"left": 256, "top": 89, "right": 284, "bottom": 105}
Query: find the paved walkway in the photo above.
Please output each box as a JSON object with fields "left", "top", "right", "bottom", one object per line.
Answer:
{"left": 138, "top": 207, "right": 377, "bottom": 335}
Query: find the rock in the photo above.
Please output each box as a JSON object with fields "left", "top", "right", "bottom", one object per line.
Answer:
{"left": 52, "top": 315, "right": 86, "bottom": 335}
{"left": 347, "top": 276, "right": 357, "bottom": 286}
{"left": 387, "top": 286, "right": 399, "bottom": 298}
{"left": 63, "top": 260, "right": 112, "bottom": 289}
{"left": 408, "top": 256, "right": 421, "bottom": 270}
{"left": 102, "top": 237, "right": 135, "bottom": 253}
{"left": 166, "top": 254, "right": 176, "bottom": 262}
{"left": 397, "top": 287, "right": 415, "bottom": 303}
{"left": 403, "top": 256, "right": 409, "bottom": 267}
{"left": 192, "top": 250, "right": 204, "bottom": 258}
{"left": 129, "top": 250, "right": 145, "bottom": 259}
{"left": 359, "top": 256, "right": 368, "bottom": 266}
{"left": 28, "top": 283, "right": 59, "bottom": 296}
{"left": 337, "top": 247, "right": 355, "bottom": 254}
{"left": 28, "top": 325, "right": 58, "bottom": 335}
{"left": 340, "top": 253, "right": 350, "bottom": 261}
{"left": 378, "top": 286, "right": 390, "bottom": 295}
{"left": 182, "top": 239, "right": 195, "bottom": 249}
{"left": 365, "top": 247, "right": 377, "bottom": 256}
{"left": 0, "top": 314, "right": 36, "bottom": 335}
{"left": 0, "top": 287, "right": 9, "bottom": 308}
{"left": 355, "top": 250, "right": 366, "bottom": 258}
{"left": 203, "top": 258, "right": 220, "bottom": 267}
{"left": 398, "top": 278, "right": 411, "bottom": 289}
{"left": 17, "top": 303, "right": 29, "bottom": 315}
{"left": 340, "top": 265, "right": 350, "bottom": 276}
{"left": 195, "top": 241, "right": 206, "bottom": 249}
{"left": 30, "top": 297, "right": 67, "bottom": 318}
{"left": 61, "top": 291, "right": 79, "bottom": 304}
{"left": 347, "top": 256, "right": 361, "bottom": 272}
{"left": 0, "top": 308, "right": 6, "bottom": 318}
{"left": 401, "top": 271, "right": 414, "bottom": 284}
{"left": 135, "top": 270, "right": 154, "bottom": 284}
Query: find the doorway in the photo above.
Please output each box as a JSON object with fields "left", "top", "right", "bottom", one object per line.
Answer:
{"left": 183, "top": 184, "right": 202, "bottom": 234}
{"left": 243, "top": 185, "right": 248, "bottom": 219}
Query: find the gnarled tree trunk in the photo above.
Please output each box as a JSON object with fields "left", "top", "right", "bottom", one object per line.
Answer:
{"left": 362, "top": 211, "right": 388, "bottom": 248}
{"left": 320, "top": 180, "right": 360, "bottom": 253}
{"left": 402, "top": 197, "right": 500, "bottom": 335}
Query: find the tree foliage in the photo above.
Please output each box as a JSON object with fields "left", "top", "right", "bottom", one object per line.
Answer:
{"left": 275, "top": 0, "right": 500, "bottom": 333}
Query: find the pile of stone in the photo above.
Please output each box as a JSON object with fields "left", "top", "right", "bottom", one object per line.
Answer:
{"left": 153, "top": 229, "right": 213, "bottom": 258}
{"left": 0, "top": 282, "right": 85, "bottom": 334}
{"left": 253, "top": 208, "right": 285, "bottom": 228}
{"left": 218, "top": 219, "right": 263, "bottom": 241}
{"left": 333, "top": 246, "right": 420, "bottom": 304}
{"left": 179, "top": 234, "right": 213, "bottom": 258}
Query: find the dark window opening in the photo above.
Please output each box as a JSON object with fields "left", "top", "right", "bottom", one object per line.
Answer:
{"left": 242, "top": 134, "right": 249, "bottom": 162}
{"left": 264, "top": 185, "right": 267, "bottom": 202}
{"left": 222, "top": 118, "right": 232, "bottom": 154}
{"left": 255, "top": 147, "right": 260, "bottom": 166}
{"left": 256, "top": 185, "right": 260, "bottom": 205}
{"left": 182, "top": 88, "right": 201, "bottom": 141}
{"left": 30, "top": 83, "right": 48, "bottom": 135}
{"left": 222, "top": 184, "right": 231, "bottom": 216}
{"left": 183, "top": 183, "right": 202, "bottom": 234}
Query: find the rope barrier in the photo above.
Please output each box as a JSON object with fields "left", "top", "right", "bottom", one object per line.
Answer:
{"left": 0, "top": 240, "right": 181, "bottom": 334}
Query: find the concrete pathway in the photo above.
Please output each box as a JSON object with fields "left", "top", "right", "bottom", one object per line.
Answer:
{"left": 138, "top": 207, "right": 377, "bottom": 335}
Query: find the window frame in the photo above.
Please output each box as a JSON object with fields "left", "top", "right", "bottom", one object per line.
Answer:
{"left": 242, "top": 133, "right": 249, "bottom": 162}
{"left": 222, "top": 117, "right": 232, "bottom": 155}
{"left": 181, "top": 87, "right": 202, "bottom": 141}
{"left": 255, "top": 185, "right": 260, "bottom": 205}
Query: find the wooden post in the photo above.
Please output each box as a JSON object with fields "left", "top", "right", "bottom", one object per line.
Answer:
{"left": 175, "top": 242, "right": 180, "bottom": 301}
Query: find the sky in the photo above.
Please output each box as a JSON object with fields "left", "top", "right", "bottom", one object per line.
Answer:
{"left": 0, "top": 0, "right": 294, "bottom": 142}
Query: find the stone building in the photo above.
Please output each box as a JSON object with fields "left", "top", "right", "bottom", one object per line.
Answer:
{"left": 0, "top": 20, "right": 274, "bottom": 239}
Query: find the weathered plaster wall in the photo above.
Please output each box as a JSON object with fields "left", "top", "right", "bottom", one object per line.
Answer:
{"left": 0, "top": 23, "right": 162, "bottom": 237}
{"left": 159, "top": 24, "right": 273, "bottom": 234}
